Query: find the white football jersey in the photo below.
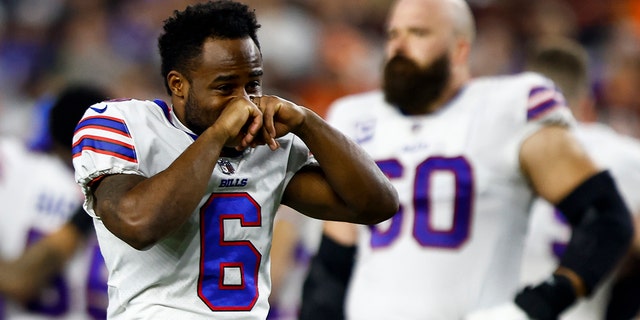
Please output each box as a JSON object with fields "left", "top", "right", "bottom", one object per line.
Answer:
{"left": 326, "top": 72, "right": 575, "bottom": 320}
{"left": 520, "top": 123, "right": 640, "bottom": 320}
{"left": 72, "top": 99, "right": 315, "bottom": 320}
{"left": 0, "top": 137, "right": 107, "bottom": 320}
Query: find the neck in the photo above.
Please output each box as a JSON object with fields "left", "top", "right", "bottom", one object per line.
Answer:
{"left": 415, "top": 74, "right": 469, "bottom": 115}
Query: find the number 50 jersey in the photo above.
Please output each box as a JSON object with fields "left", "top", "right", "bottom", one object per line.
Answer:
{"left": 326, "top": 72, "right": 575, "bottom": 320}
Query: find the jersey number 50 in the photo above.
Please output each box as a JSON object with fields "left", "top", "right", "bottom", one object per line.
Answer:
{"left": 371, "top": 156, "right": 473, "bottom": 249}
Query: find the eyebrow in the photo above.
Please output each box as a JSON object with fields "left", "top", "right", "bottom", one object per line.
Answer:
{"left": 250, "top": 70, "right": 264, "bottom": 78}
{"left": 213, "top": 70, "right": 264, "bottom": 83}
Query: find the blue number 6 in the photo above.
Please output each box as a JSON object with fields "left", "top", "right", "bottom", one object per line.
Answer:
{"left": 198, "top": 193, "right": 262, "bottom": 311}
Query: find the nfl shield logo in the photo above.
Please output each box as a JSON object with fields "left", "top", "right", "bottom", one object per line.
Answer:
{"left": 217, "top": 159, "right": 235, "bottom": 175}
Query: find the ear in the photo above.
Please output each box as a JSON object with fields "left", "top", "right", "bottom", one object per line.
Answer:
{"left": 167, "top": 71, "right": 187, "bottom": 98}
{"left": 452, "top": 38, "right": 471, "bottom": 66}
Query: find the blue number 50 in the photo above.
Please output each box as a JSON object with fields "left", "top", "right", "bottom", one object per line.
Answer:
{"left": 371, "top": 156, "right": 473, "bottom": 249}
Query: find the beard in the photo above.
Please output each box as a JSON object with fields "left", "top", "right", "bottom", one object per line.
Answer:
{"left": 184, "top": 89, "right": 210, "bottom": 136}
{"left": 383, "top": 53, "right": 451, "bottom": 115}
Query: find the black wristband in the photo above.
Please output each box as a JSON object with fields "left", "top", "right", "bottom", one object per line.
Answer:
{"left": 515, "top": 274, "right": 577, "bottom": 320}
{"left": 299, "top": 234, "right": 356, "bottom": 320}
{"left": 315, "top": 234, "right": 356, "bottom": 283}
{"left": 69, "top": 206, "right": 95, "bottom": 237}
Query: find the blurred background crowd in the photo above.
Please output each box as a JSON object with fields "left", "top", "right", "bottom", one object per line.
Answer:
{"left": 0, "top": 0, "right": 639, "bottom": 139}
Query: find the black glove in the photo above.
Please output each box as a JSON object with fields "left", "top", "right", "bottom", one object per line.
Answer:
{"left": 515, "top": 274, "right": 577, "bottom": 320}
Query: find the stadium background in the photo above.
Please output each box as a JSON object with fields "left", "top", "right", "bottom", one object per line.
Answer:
{"left": 0, "top": 0, "right": 638, "bottom": 139}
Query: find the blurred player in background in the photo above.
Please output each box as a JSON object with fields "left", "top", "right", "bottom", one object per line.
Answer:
{"left": 520, "top": 37, "right": 640, "bottom": 320}
{"left": 267, "top": 205, "right": 321, "bottom": 320}
{"left": 300, "top": 0, "right": 634, "bottom": 319}
{"left": 0, "top": 84, "right": 109, "bottom": 319}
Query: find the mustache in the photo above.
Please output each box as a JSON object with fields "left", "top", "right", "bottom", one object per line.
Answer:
{"left": 384, "top": 55, "right": 420, "bottom": 74}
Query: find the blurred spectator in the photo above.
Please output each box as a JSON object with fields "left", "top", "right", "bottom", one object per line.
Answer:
{"left": 245, "top": 0, "right": 321, "bottom": 96}
{"left": 294, "top": 21, "right": 382, "bottom": 117}
{"left": 595, "top": 19, "right": 640, "bottom": 138}
{"left": 2, "top": 0, "right": 636, "bottom": 134}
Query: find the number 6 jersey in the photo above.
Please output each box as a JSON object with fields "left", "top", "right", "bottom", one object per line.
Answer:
{"left": 72, "top": 99, "right": 315, "bottom": 320}
{"left": 326, "top": 72, "right": 575, "bottom": 320}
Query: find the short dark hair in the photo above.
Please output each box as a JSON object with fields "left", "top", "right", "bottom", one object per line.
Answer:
{"left": 525, "top": 38, "right": 589, "bottom": 103}
{"left": 158, "top": 0, "right": 261, "bottom": 95}
{"left": 49, "top": 84, "right": 109, "bottom": 149}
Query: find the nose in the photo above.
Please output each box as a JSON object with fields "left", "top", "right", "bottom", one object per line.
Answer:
{"left": 228, "top": 88, "right": 253, "bottom": 104}
{"left": 234, "top": 88, "right": 251, "bottom": 99}
{"left": 386, "top": 34, "right": 407, "bottom": 58}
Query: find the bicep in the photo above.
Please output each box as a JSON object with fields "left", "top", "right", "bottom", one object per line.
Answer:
{"left": 520, "top": 125, "right": 601, "bottom": 204}
{"left": 92, "top": 173, "right": 147, "bottom": 220}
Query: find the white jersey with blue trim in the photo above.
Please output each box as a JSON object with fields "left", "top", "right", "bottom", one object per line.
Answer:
{"left": 72, "top": 99, "right": 315, "bottom": 320}
{"left": 326, "top": 72, "right": 575, "bottom": 320}
{"left": 521, "top": 122, "right": 640, "bottom": 320}
{"left": 0, "top": 137, "right": 107, "bottom": 320}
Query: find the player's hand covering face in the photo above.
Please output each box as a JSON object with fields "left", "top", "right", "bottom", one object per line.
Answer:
{"left": 215, "top": 96, "right": 265, "bottom": 150}
{"left": 248, "top": 95, "right": 307, "bottom": 151}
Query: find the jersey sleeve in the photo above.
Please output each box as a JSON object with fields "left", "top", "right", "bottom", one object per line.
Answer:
{"left": 325, "top": 91, "right": 382, "bottom": 143}
{"left": 283, "top": 133, "right": 317, "bottom": 185}
{"left": 325, "top": 98, "right": 350, "bottom": 133}
{"left": 72, "top": 101, "right": 144, "bottom": 217}
{"left": 489, "top": 73, "right": 577, "bottom": 178}
{"left": 521, "top": 72, "right": 576, "bottom": 135}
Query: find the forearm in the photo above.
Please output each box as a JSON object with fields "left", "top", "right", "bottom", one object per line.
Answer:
{"left": 555, "top": 171, "right": 633, "bottom": 294}
{"left": 97, "top": 125, "right": 228, "bottom": 249}
{"left": 0, "top": 225, "right": 79, "bottom": 303}
{"left": 294, "top": 108, "right": 398, "bottom": 223}
{"left": 300, "top": 233, "right": 356, "bottom": 320}
{"left": 516, "top": 171, "right": 634, "bottom": 319}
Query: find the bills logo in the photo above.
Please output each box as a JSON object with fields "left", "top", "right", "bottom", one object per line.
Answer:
{"left": 217, "top": 159, "right": 235, "bottom": 175}
{"left": 219, "top": 178, "right": 248, "bottom": 187}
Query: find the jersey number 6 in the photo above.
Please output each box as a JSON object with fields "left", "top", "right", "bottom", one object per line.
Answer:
{"left": 198, "top": 193, "right": 262, "bottom": 312}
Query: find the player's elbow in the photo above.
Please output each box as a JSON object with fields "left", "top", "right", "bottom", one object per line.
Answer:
{"left": 370, "top": 182, "right": 400, "bottom": 223}
{"left": 354, "top": 189, "right": 399, "bottom": 225}
{"left": 99, "top": 203, "right": 164, "bottom": 251}
{"left": 601, "top": 194, "right": 635, "bottom": 252}
{"left": 109, "top": 218, "right": 159, "bottom": 250}
{"left": 121, "top": 230, "right": 158, "bottom": 251}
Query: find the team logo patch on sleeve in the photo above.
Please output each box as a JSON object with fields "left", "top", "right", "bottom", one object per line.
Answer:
{"left": 526, "top": 85, "right": 567, "bottom": 120}
{"left": 72, "top": 116, "right": 137, "bottom": 163}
